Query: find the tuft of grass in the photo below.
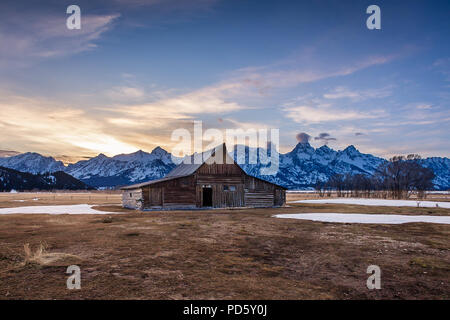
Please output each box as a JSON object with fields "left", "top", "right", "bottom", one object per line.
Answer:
{"left": 23, "top": 241, "right": 82, "bottom": 267}
{"left": 23, "top": 241, "right": 47, "bottom": 265}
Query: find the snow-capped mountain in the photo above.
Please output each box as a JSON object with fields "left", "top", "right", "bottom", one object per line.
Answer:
{"left": 0, "top": 143, "right": 448, "bottom": 189}
{"left": 419, "top": 157, "right": 450, "bottom": 190}
{"left": 232, "top": 142, "right": 385, "bottom": 189}
{"left": 0, "top": 152, "right": 65, "bottom": 174}
{"left": 65, "top": 147, "right": 176, "bottom": 187}
{"left": 0, "top": 166, "right": 92, "bottom": 191}
{"left": 234, "top": 143, "right": 449, "bottom": 190}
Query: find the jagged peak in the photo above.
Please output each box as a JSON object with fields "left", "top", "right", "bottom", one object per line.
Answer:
{"left": 315, "top": 145, "right": 336, "bottom": 156}
{"left": 16, "top": 152, "right": 47, "bottom": 158}
{"left": 294, "top": 141, "right": 312, "bottom": 148}
{"left": 292, "top": 141, "right": 314, "bottom": 153}
{"left": 343, "top": 145, "right": 359, "bottom": 154}
{"left": 6, "top": 152, "right": 64, "bottom": 164}
{"left": 131, "top": 149, "right": 149, "bottom": 157}
{"left": 317, "top": 144, "right": 332, "bottom": 151}
{"left": 151, "top": 146, "right": 168, "bottom": 155}
{"left": 95, "top": 153, "right": 109, "bottom": 159}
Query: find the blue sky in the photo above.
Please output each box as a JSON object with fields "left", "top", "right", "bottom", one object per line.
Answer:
{"left": 0, "top": 0, "right": 449, "bottom": 161}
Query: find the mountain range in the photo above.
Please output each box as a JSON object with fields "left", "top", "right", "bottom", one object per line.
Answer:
{"left": 0, "top": 143, "right": 448, "bottom": 190}
{"left": 0, "top": 166, "right": 92, "bottom": 192}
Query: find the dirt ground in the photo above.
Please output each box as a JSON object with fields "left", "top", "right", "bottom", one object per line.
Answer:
{"left": 0, "top": 192, "right": 449, "bottom": 300}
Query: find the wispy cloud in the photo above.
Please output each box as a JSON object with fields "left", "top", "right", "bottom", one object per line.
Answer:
{"left": 283, "top": 105, "right": 378, "bottom": 124}
{"left": 432, "top": 57, "right": 450, "bottom": 82}
{"left": 102, "top": 79, "right": 259, "bottom": 131}
{"left": 314, "top": 132, "right": 337, "bottom": 144}
{"left": 112, "top": 0, "right": 218, "bottom": 10}
{"left": 0, "top": 80, "right": 254, "bottom": 158}
{"left": 0, "top": 48, "right": 398, "bottom": 158}
{"left": 100, "top": 54, "right": 395, "bottom": 133}
{"left": 415, "top": 104, "right": 433, "bottom": 110}
{"left": 296, "top": 132, "right": 311, "bottom": 143}
{"left": 323, "top": 86, "right": 393, "bottom": 101}
{"left": 228, "top": 55, "right": 396, "bottom": 95}
{"left": 106, "top": 86, "right": 146, "bottom": 101}
{"left": 0, "top": 92, "right": 136, "bottom": 156}
{"left": 0, "top": 12, "right": 119, "bottom": 67}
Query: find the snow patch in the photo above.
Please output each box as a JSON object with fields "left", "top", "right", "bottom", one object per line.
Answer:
{"left": 0, "top": 204, "right": 118, "bottom": 215}
{"left": 275, "top": 213, "right": 450, "bottom": 224}
{"left": 291, "top": 198, "right": 450, "bottom": 208}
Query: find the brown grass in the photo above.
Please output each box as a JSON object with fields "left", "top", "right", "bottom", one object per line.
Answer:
{"left": 0, "top": 192, "right": 448, "bottom": 300}
{"left": 23, "top": 241, "right": 82, "bottom": 267}
{"left": 0, "top": 192, "right": 121, "bottom": 208}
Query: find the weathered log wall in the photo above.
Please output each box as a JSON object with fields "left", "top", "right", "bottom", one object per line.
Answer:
{"left": 141, "top": 176, "right": 197, "bottom": 209}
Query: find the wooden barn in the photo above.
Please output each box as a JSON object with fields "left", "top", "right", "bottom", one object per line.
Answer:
{"left": 121, "top": 143, "right": 286, "bottom": 210}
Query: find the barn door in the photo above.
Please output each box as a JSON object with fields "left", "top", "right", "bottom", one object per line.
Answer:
{"left": 202, "top": 187, "right": 213, "bottom": 207}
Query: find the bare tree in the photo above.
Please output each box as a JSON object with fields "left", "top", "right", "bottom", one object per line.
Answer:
{"left": 375, "top": 154, "right": 434, "bottom": 199}
{"left": 314, "top": 180, "right": 325, "bottom": 197}
{"left": 324, "top": 154, "right": 435, "bottom": 199}
{"left": 328, "top": 174, "right": 344, "bottom": 197}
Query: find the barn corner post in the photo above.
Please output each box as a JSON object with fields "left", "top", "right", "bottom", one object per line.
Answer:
{"left": 121, "top": 188, "right": 144, "bottom": 210}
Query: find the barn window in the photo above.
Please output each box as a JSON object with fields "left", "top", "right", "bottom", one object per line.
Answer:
{"left": 224, "top": 185, "right": 236, "bottom": 191}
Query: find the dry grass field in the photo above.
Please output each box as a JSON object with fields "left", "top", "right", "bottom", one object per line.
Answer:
{"left": 0, "top": 191, "right": 449, "bottom": 300}
{"left": 286, "top": 191, "right": 450, "bottom": 203}
{"left": 0, "top": 192, "right": 121, "bottom": 208}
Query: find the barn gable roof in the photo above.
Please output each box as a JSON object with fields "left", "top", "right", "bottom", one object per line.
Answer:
{"left": 165, "top": 143, "right": 239, "bottom": 178}
{"left": 121, "top": 143, "right": 286, "bottom": 190}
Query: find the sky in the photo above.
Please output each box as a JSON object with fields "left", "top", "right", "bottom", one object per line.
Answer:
{"left": 0, "top": 0, "right": 449, "bottom": 162}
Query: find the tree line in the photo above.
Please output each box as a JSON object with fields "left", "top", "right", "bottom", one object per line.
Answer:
{"left": 314, "top": 154, "right": 435, "bottom": 199}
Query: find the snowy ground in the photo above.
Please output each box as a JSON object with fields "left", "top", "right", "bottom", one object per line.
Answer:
{"left": 0, "top": 204, "right": 117, "bottom": 215}
{"left": 291, "top": 198, "right": 450, "bottom": 208}
{"left": 275, "top": 213, "right": 450, "bottom": 224}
